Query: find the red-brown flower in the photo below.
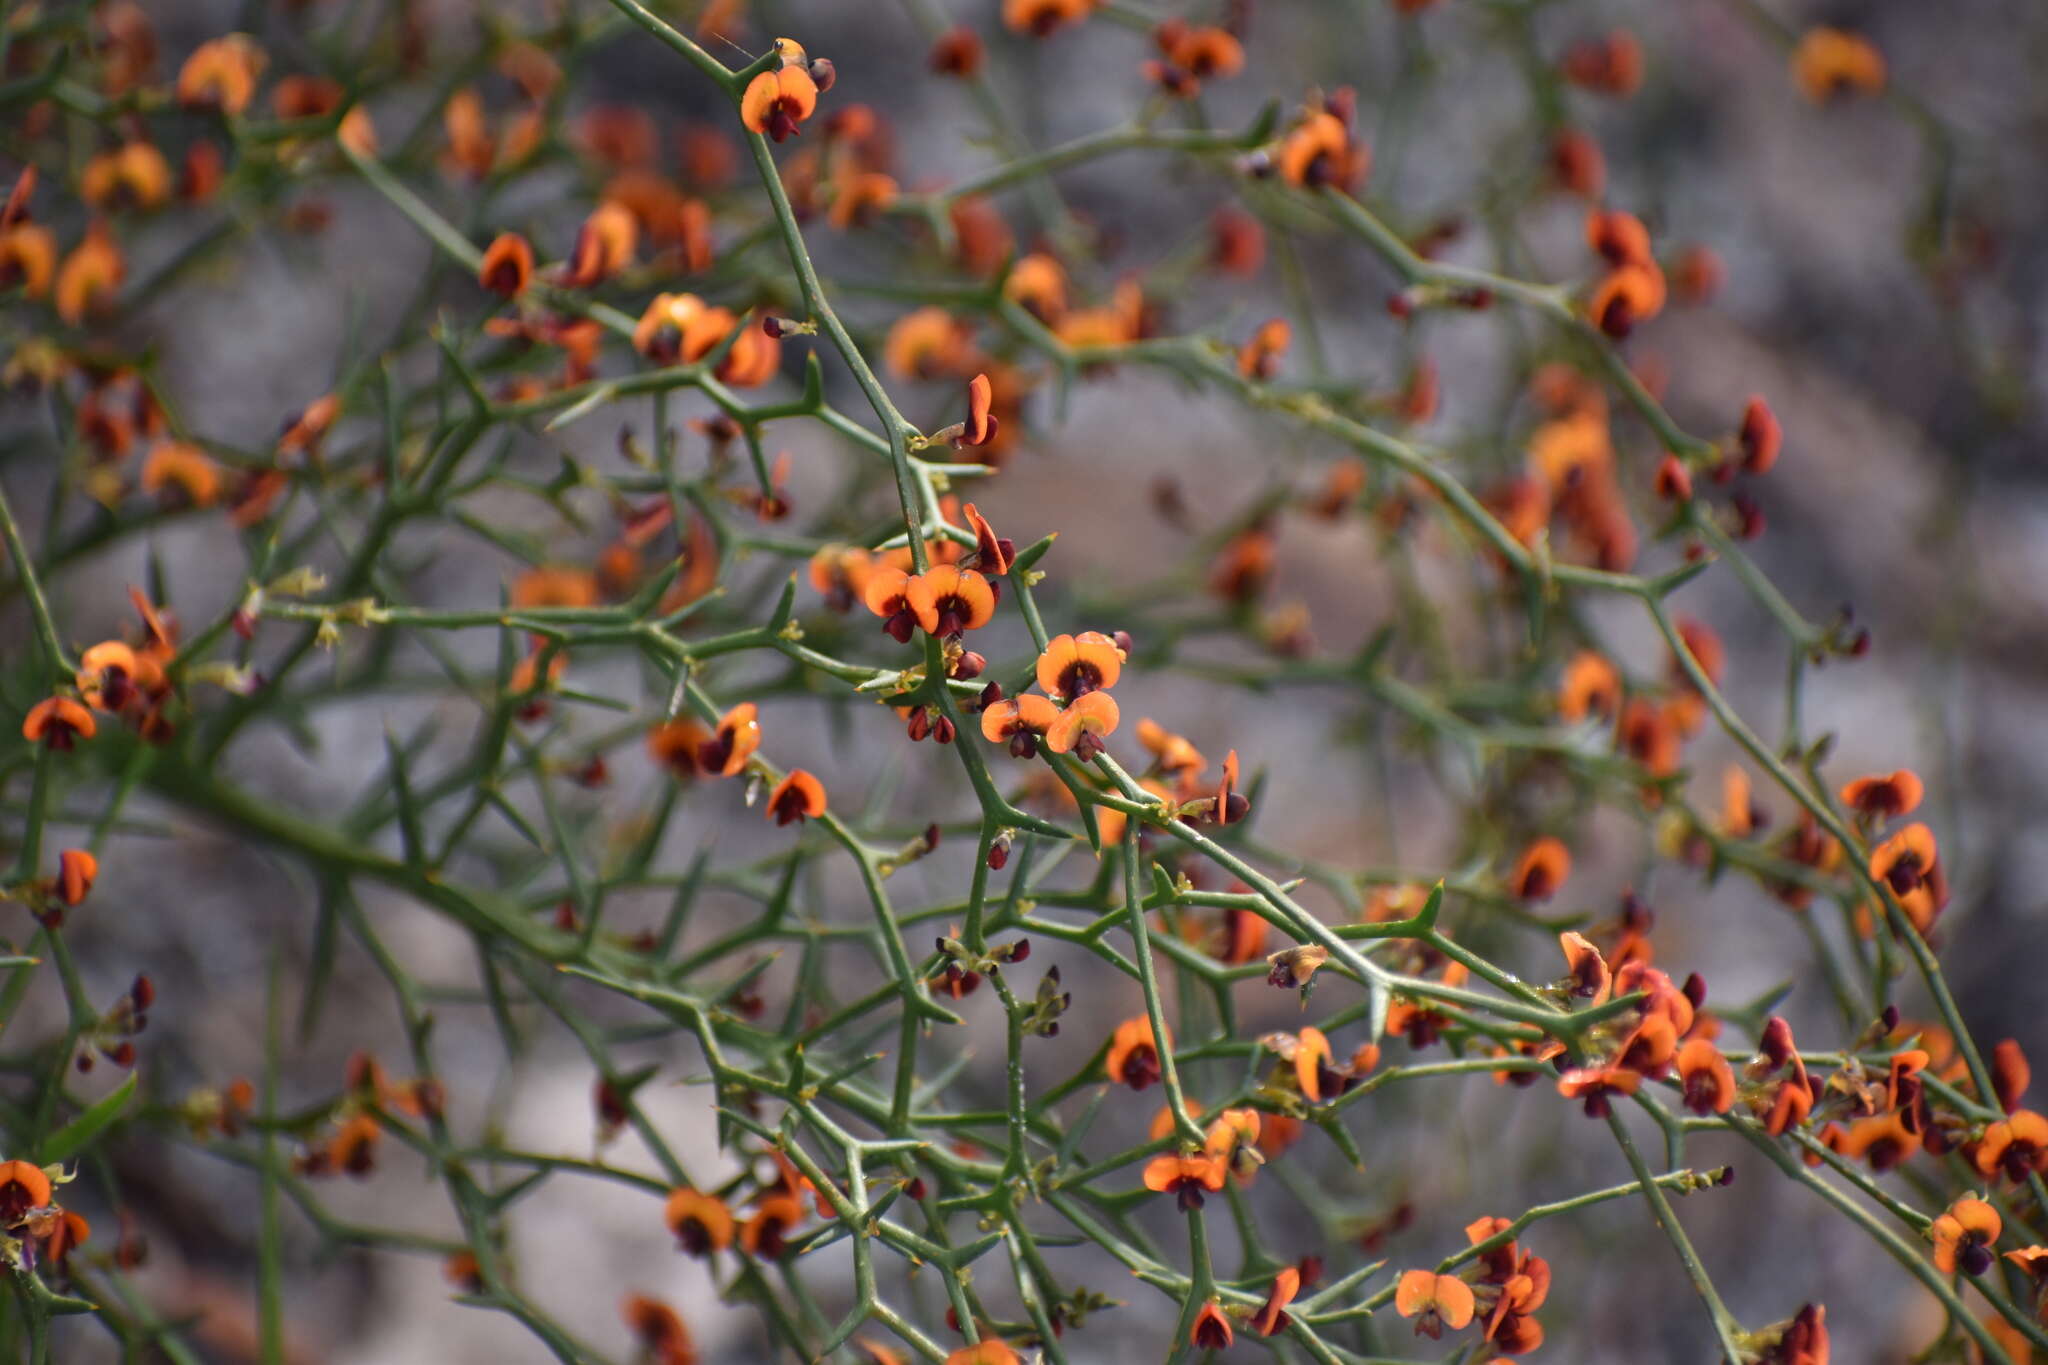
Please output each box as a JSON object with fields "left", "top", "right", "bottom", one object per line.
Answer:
{"left": 766, "top": 769, "right": 827, "bottom": 826}
{"left": 665, "top": 1188, "right": 736, "bottom": 1255}
{"left": 981, "top": 694, "right": 1059, "bottom": 759}
{"left": 1190, "top": 1301, "right": 1234, "bottom": 1349}
{"left": 1839, "top": 769, "right": 1923, "bottom": 820}
{"left": 1931, "top": 1197, "right": 2000, "bottom": 1276}
{"left": 906, "top": 566, "right": 996, "bottom": 638}
{"left": 623, "top": 1293, "right": 697, "bottom": 1365}
{"left": 1044, "top": 691, "right": 1119, "bottom": 761}
{"left": 697, "top": 702, "right": 762, "bottom": 777}
{"left": 1676, "top": 1038, "right": 1736, "bottom": 1115}
{"left": 1252, "top": 1266, "right": 1300, "bottom": 1336}
{"left": 1036, "top": 632, "right": 1123, "bottom": 701}
{"left": 1105, "top": 1015, "right": 1166, "bottom": 1089}
{"left": 742, "top": 67, "right": 820, "bottom": 143}
{"left": 23, "top": 697, "right": 97, "bottom": 750}
{"left": 1977, "top": 1110, "right": 2048, "bottom": 1183}
{"left": 1510, "top": 837, "right": 1570, "bottom": 901}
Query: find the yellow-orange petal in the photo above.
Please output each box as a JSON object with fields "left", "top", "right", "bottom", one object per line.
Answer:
{"left": 1044, "top": 690, "right": 1119, "bottom": 756}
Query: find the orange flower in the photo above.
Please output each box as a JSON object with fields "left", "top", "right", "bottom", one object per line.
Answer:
{"left": 1036, "top": 632, "right": 1123, "bottom": 701}
{"left": 1205, "top": 1107, "right": 1264, "bottom": 1178}
{"left": 1002, "top": 253, "right": 1067, "bottom": 322}
{"left": 664, "top": 1188, "right": 736, "bottom": 1255}
{"left": 1264, "top": 1024, "right": 1348, "bottom": 1102}
{"left": 1294, "top": 1023, "right": 1343, "bottom": 1096}
{"left": 884, "top": 308, "right": 973, "bottom": 379}
{"left": 1930, "top": 1197, "right": 2001, "bottom": 1276}
{"left": 0, "top": 1160, "right": 53, "bottom": 1225}
{"left": 327, "top": 1113, "right": 382, "bottom": 1176}
{"left": 742, "top": 67, "right": 820, "bottom": 142}
{"left": 1190, "top": 1301, "right": 1234, "bottom": 1349}
{"left": 1764, "top": 1074, "right": 1814, "bottom": 1137}
{"left": 0, "top": 223, "right": 56, "bottom": 299}
{"left": 478, "top": 232, "right": 534, "bottom": 297}
{"left": 77, "top": 640, "right": 146, "bottom": 712}
{"left": 56, "top": 221, "right": 126, "bottom": 325}
{"left": 1004, "top": 0, "right": 1095, "bottom": 37}
{"left": 1677, "top": 1038, "right": 1736, "bottom": 1115}
{"left": 2005, "top": 1246, "right": 2048, "bottom": 1280}
{"left": 1265, "top": 942, "right": 1327, "bottom": 990}
{"left": 1549, "top": 127, "right": 1606, "bottom": 197}
{"left": 906, "top": 566, "right": 996, "bottom": 637}
{"left": 1479, "top": 1249, "right": 1550, "bottom": 1355}
{"left": 930, "top": 27, "right": 984, "bottom": 76}
{"left": 1558, "top": 651, "right": 1620, "bottom": 722}
{"left": 57, "top": 849, "right": 98, "bottom": 907}
{"left": 1832, "top": 1111, "right": 1920, "bottom": 1171}
{"left": 141, "top": 440, "right": 223, "bottom": 507}
{"left": 80, "top": 142, "right": 172, "bottom": 214}
{"left": 1791, "top": 28, "right": 1885, "bottom": 102}
{"left": 959, "top": 376, "right": 1001, "bottom": 450}
{"left": 699, "top": 703, "right": 762, "bottom": 777}
{"left": 562, "top": 201, "right": 638, "bottom": 288}
{"left": 23, "top": 697, "right": 96, "bottom": 750}
{"left": 177, "top": 34, "right": 267, "bottom": 116}
{"left": 1395, "top": 1270, "right": 1475, "bottom": 1338}
{"left": 943, "top": 1343, "right": 1019, "bottom": 1365}
{"left": 441, "top": 88, "right": 494, "bottom": 178}
{"left": 1655, "top": 453, "right": 1695, "bottom": 502}
{"left": 1559, "top": 30, "right": 1642, "bottom": 96}
{"left": 39, "top": 1209, "right": 89, "bottom": 1267}
{"left": 1135, "top": 718, "right": 1206, "bottom": 780}
{"left": 962, "top": 503, "right": 1012, "bottom": 577}
{"left": 1105, "top": 1015, "right": 1166, "bottom": 1089}
{"left": 622, "top": 1292, "right": 697, "bottom": 1365}
{"left": 828, "top": 170, "right": 898, "bottom": 229}
{"left": 740, "top": 1192, "right": 805, "bottom": 1258}
{"left": 1556, "top": 1062, "right": 1641, "bottom": 1117}
{"left": 1840, "top": 769, "right": 1922, "bottom": 821}
{"left": 1237, "top": 317, "right": 1290, "bottom": 379}
{"left": 1760, "top": 1303, "right": 1829, "bottom": 1365}
{"left": 511, "top": 566, "right": 600, "bottom": 609}
{"left": 717, "top": 318, "right": 782, "bottom": 388}
{"left": 271, "top": 74, "right": 344, "bottom": 120}
{"left": 1044, "top": 691, "right": 1119, "bottom": 761}
{"left": 767, "top": 769, "right": 827, "bottom": 826}
{"left": 1994, "top": 1039, "right": 2031, "bottom": 1115}
{"left": 337, "top": 107, "right": 379, "bottom": 159}
{"left": 1738, "top": 396, "right": 1782, "bottom": 474}
{"left": 1510, "top": 836, "right": 1570, "bottom": 901}
{"left": 1868, "top": 820, "right": 1941, "bottom": 905}
{"left": 981, "top": 694, "right": 1059, "bottom": 758}
{"left": 1722, "top": 764, "right": 1760, "bottom": 837}
{"left": 1142, "top": 1148, "right": 1226, "bottom": 1210}
{"left": 863, "top": 567, "right": 921, "bottom": 643}
{"left": 1163, "top": 24, "right": 1244, "bottom": 81}
{"left": 1617, "top": 697, "right": 1682, "bottom": 778}
{"left": 1977, "top": 1110, "right": 2048, "bottom": 1183}
{"left": 1588, "top": 261, "right": 1666, "bottom": 338}
{"left": 1557, "top": 931, "right": 1610, "bottom": 1003}
{"left": 1671, "top": 244, "right": 1723, "bottom": 304}
{"left": 1252, "top": 1266, "right": 1300, "bottom": 1336}
{"left": 277, "top": 393, "right": 341, "bottom": 462}
{"left": 807, "top": 544, "right": 874, "bottom": 610}
{"left": 1587, "top": 209, "right": 1654, "bottom": 269}
{"left": 1277, "top": 110, "right": 1362, "bottom": 189}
